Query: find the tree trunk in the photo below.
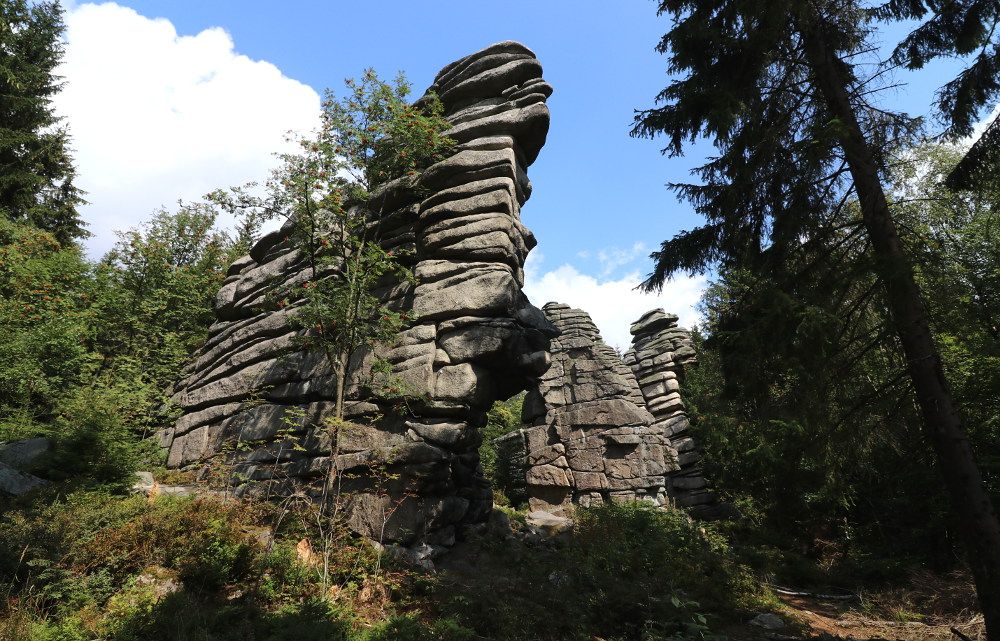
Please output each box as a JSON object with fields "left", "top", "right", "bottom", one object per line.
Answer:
{"left": 334, "top": 352, "right": 347, "bottom": 421}
{"left": 802, "top": 25, "right": 1000, "bottom": 639}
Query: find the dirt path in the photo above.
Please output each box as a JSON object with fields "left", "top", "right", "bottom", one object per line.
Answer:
{"left": 755, "top": 592, "right": 985, "bottom": 641}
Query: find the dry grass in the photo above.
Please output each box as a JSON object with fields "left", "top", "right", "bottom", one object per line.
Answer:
{"left": 769, "top": 569, "right": 984, "bottom": 641}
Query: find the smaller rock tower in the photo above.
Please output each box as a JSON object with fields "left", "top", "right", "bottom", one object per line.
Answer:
{"left": 625, "top": 309, "right": 721, "bottom": 518}
{"left": 510, "top": 303, "right": 680, "bottom": 512}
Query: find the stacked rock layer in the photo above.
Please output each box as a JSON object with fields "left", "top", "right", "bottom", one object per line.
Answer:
{"left": 161, "top": 41, "right": 556, "bottom": 544}
{"left": 625, "top": 309, "right": 719, "bottom": 518}
{"left": 510, "top": 303, "right": 679, "bottom": 511}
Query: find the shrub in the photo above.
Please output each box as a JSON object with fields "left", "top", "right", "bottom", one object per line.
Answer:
{"left": 439, "top": 502, "right": 761, "bottom": 641}
{"left": 479, "top": 395, "right": 525, "bottom": 505}
{"left": 360, "top": 615, "right": 475, "bottom": 641}
{"left": 45, "top": 381, "right": 159, "bottom": 489}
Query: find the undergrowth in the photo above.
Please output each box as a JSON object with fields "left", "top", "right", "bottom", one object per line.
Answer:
{"left": 0, "top": 490, "right": 467, "bottom": 641}
{"left": 0, "top": 489, "right": 766, "bottom": 641}
{"left": 433, "top": 502, "right": 768, "bottom": 641}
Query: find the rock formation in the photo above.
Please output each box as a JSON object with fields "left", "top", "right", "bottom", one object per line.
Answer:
{"left": 161, "top": 41, "right": 556, "bottom": 545}
{"left": 511, "top": 304, "right": 679, "bottom": 511}
{"left": 625, "top": 309, "right": 720, "bottom": 518}
{"left": 499, "top": 306, "right": 726, "bottom": 519}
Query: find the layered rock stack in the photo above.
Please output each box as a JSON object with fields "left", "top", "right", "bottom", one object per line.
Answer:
{"left": 511, "top": 303, "right": 679, "bottom": 512}
{"left": 160, "top": 41, "right": 556, "bottom": 545}
{"left": 625, "top": 309, "right": 719, "bottom": 518}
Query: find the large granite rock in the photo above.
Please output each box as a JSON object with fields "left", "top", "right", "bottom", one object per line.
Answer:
{"left": 0, "top": 437, "right": 50, "bottom": 469}
{"left": 161, "top": 41, "right": 557, "bottom": 544}
{"left": 626, "top": 309, "right": 724, "bottom": 519}
{"left": 515, "top": 304, "right": 679, "bottom": 512}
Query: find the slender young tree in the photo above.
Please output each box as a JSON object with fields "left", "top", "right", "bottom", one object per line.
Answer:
{"left": 271, "top": 70, "right": 453, "bottom": 421}
{"left": 0, "top": 0, "right": 86, "bottom": 244}
{"left": 633, "top": 1, "right": 1000, "bottom": 635}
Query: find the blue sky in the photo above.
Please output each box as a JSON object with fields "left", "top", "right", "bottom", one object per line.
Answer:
{"left": 53, "top": 1, "right": 986, "bottom": 348}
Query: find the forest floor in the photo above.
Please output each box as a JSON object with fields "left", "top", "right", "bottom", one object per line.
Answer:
{"left": 2, "top": 477, "right": 985, "bottom": 641}
{"left": 436, "top": 525, "right": 984, "bottom": 641}
{"left": 714, "top": 574, "right": 984, "bottom": 641}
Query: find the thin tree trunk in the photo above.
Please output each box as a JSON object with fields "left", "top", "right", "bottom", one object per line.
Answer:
{"left": 334, "top": 352, "right": 347, "bottom": 421}
{"left": 802, "top": 25, "right": 1000, "bottom": 640}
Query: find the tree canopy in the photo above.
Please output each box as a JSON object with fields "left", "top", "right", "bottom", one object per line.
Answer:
{"left": 0, "top": 0, "right": 85, "bottom": 244}
{"left": 634, "top": 1, "right": 1000, "bottom": 636}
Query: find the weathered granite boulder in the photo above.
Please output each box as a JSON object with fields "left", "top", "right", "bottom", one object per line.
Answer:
{"left": 515, "top": 303, "right": 679, "bottom": 512}
{"left": 626, "top": 309, "right": 723, "bottom": 519}
{"left": 0, "top": 438, "right": 51, "bottom": 496}
{"left": 0, "top": 462, "right": 47, "bottom": 496}
{"left": 0, "top": 437, "right": 50, "bottom": 470}
{"left": 161, "top": 41, "right": 556, "bottom": 544}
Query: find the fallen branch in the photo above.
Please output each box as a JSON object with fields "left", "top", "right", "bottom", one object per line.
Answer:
{"left": 769, "top": 584, "right": 856, "bottom": 600}
{"left": 950, "top": 626, "right": 974, "bottom": 641}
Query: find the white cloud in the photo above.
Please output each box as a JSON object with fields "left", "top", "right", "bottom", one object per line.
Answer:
{"left": 523, "top": 253, "right": 707, "bottom": 352}
{"left": 54, "top": 2, "right": 321, "bottom": 257}
{"left": 596, "top": 241, "right": 647, "bottom": 276}
{"left": 967, "top": 103, "right": 1000, "bottom": 145}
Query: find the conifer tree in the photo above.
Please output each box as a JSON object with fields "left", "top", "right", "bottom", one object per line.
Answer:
{"left": 0, "top": 0, "right": 86, "bottom": 245}
{"left": 633, "top": 1, "right": 1000, "bottom": 635}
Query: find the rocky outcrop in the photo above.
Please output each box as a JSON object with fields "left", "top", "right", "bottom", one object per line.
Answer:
{"left": 513, "top": 304, "right": 679, "bottom": 512}
{"left": 161, "top": 41, "right": 556, "bottom": 544}
{"left": 625, "top": 309, "right": 721, "bottom": 518}
{"left": 501, "top": 306, "right": 727, "bottom": 520}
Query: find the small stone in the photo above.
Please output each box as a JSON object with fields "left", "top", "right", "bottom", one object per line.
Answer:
{"left": 525, "top": 510, "right": 573, "bottom": 537}
{"left": 750, "top": 613, "right": 786, "bottom": 630}
{"left": 131, "top": 471, "right": 155, "bottom": 494}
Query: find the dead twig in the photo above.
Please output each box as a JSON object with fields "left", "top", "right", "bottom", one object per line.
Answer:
{"left": 950, "top": 626, "right": 974, "bottom": 641}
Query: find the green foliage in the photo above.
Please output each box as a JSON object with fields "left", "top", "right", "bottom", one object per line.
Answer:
{"left": 0, "top": 1, "right": 230, "bottom": 491}
{"left": 0, "top": 219, "right": 94, "bottom": 428}
{"left": 45, "top": 382, "right": 159, "bottom": 488}
{"left": 635, "top": 0, "right": 1000, "bottom": 593}
{"left": 893, "top": 144, "right": 1000, "bottom": 476}
{"left": 359, "top": 616, "right": 475, "bottom": 641}
{"left": 438, "top": 503, "right": 759, "bottom": 641}
{"left": 249, "top": 69, "right": 455, "bottom": 419}
{"left": 684, "top": 142, "right": 999, "bottom": 578}
{"left": 479, "top": 395, "right": 524, "bottom": 505}
{"left": 885, "top": 0, "right": 1000, "bottom": 137}
{"left": 0, "top": 490, "right": 479, "bottom": 641}
{"left": 0, "top": 204, "right": 236, "bottom": 487}
{"left": 0, "top": 0, "right": 86, "bottom": 244}
{"left": 632, "top": 0, "right": 925, "bottom": 290}
{"left": 89, "top": 204, "right": 236, "bottom": 431}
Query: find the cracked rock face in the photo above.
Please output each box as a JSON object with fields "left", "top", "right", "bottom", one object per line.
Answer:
{"left": 513, "top": 304, "right": 680, "bottom": 512}
{"left": 504, "top": 305, "right": 725, "bottom": 519}
{"left": 625, "top": 309, "right": 721, "bottom": 518}
{"left": 161, "top": 41, "right": 556, "bottom": 544}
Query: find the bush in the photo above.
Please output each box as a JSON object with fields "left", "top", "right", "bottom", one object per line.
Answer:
{"left": 569, "top": 503, "right": 755, "bottom": 638}
{"left": 44, "top": 381, "right": 159, "bottom": 489}
{"left": 0, "top": 490, "right": 411, "bottom": 640}
{"left": 479, "top": 395, "right": 524, "bottom": 505}
{"left": 360, "top": 615, "right": 475, "bottom": 641}
{"left": 438, "top": 502, "right": 762, "bottom": 640}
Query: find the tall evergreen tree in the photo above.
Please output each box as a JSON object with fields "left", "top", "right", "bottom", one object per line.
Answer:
{"left": 0, "top": 0, "right": 85, "bottom": 245}
{"left": 633, "top": 1, "right": 1000, "bottom": 635}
